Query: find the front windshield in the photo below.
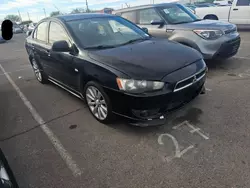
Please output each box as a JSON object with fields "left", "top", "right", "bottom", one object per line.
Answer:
{"left": 67, "top": 16, "right": 150, "bottom": 49}
{"left": 158, "top": 4, "right": 200, "bottom": 24}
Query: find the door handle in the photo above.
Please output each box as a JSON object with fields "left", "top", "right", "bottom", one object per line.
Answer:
{"left": 233, "top": 8, "right": 238, "bottom": 10}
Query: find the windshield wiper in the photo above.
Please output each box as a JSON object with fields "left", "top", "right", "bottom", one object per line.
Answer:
{"left": 119, "top": 38, "right": 150, "bottom": 46}
{"left": 173, "top": 19, "right": 202, "bottom": 24}
{"left": 173, "top": 21, "right": 193, "bottom": 24}
{"left": 84, "top": 45, "right": 116, "bottom": 50}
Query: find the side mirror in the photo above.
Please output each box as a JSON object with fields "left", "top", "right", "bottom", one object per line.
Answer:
{"left": 142, "top": 27, "right": 149, "bottom": 33}
{"left": 151, "top": 20, "right": 165, "bottom": 26}
{"left": 26, "top": 30, "right": 32, "bottom": 36}
{"left": 52, "top": 40, "right": 71, "bottom": 52}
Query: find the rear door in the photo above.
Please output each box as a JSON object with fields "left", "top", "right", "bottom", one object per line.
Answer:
{"left": 137, "top": 8, "right": 168, "bottom": 38}
{"left": 229, "top": 0, "right": 250, "bottom": 24}
{"left": 31, "top": 21, "right": 52, "bottom": 75}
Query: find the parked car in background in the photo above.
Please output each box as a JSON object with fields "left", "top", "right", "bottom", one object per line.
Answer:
{"left": 185, "top": 4, "right": 197, "bottom": 10}
{"left": 194, "top": 3, "right": 218, "bottom": 7}
{"left": 113, "top": 3, "right": 241, "bottom": 60}
{"left": 13, "top": 25, "right": 23, "bottom": 34}
{"left": 195, "top": 0, "right": 250, "bottom": 28}
{"left": 213, "top": 0, "right": 232, "bottom": 6}
{"left": 0, "top": 35, "right": 6, "bottom": 43}
{"left": 27, "top": 22, "right": 37, "bottom": 31}
{"left": 25, "top": 13, "right": 207, "bottom": 126}
{"left": 25, "top": 23, "right": 37, "bottom": 36}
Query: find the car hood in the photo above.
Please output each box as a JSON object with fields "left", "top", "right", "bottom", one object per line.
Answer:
{"left": 168, "top": 19, "right": 236, "bottom": 31}
{"left": 87, "top": 38, "right": 202, "bottom": 80}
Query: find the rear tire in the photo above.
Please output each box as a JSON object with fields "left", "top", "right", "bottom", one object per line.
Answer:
{"left": 84, "top": 81, "right": 113, "bottom": 124}
{"left": 31, "top": 58, "right": 48, "bottom": 84}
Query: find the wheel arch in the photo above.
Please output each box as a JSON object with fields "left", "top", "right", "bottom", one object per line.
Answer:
{"left": 173, "top": 38, "right": 201, "bottom": 52}
{"left": 78, "top": 62, "right": 127, "bottom": 94}
{"left": 204, "top": 14, "right": 219, "bottom": 20}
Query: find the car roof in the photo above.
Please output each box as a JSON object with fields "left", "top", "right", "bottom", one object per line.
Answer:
{"left": 51, "top": 13, "right": 116, "bottom": 22}
{"left": 113, "top": 2, "right": 180, "bottom": 13}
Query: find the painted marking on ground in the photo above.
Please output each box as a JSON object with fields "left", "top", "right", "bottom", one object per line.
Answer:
{"left": 158, "top": 121, "right": 209, "bottom": 162}
{"left": 0, "top": 67, "right": 32, "bottom": 76}
{"left": 234, "top": 56, "right": 250, "bottom": 60}
{"left": 173, "top": 120, "right": 209, "bottom": 140}
{"left": 158, "top": 133, "right": 194, "bottom": 162}
{"left": 238, "top": 69, "right": 250, "bottom": 78}
{"left": 0, "top": 64, "right": 82, "bottom": 177}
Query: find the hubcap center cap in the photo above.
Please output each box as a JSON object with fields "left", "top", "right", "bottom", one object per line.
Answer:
{"left": 96, "top": 99, "right": 100, "bottom": 105}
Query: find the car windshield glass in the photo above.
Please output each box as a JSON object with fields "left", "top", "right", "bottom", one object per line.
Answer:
{"left": 158, "top": 4, "right": 200, "bottom": 24}
{"left": 67, "top": 16, "right": 150, "bottom": 49}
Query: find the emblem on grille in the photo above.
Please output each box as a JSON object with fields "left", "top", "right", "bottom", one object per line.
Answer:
{"left": 192, "top": 75, "right": 197, "bottom": 83}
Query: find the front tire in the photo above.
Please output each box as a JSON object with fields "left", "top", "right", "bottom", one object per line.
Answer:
{"left": 31, "top": 58, "right": 48, "bottom": 84}
{"left": 84, "top": 81, "right": 113, "bottom": 124}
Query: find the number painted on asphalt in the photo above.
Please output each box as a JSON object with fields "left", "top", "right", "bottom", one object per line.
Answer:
{"left": 158, "top": 133, "right": 194, "bottom": 162}
{"left": 158, "top": 121, "right": 209, "bottom": 162}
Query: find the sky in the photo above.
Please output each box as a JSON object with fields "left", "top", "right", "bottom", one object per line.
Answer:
{"left": 0, "top": 0, "right": 178, "bottom": 22}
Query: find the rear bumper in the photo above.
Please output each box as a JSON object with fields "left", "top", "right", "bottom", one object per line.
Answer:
{"left": 104, "top": 76, "right": 206, "bottom": 126}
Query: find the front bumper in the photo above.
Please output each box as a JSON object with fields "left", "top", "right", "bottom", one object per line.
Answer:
{"left": 212, "top": 36, "right": 241, "bottom": 59}
{"left": 104, "top": 75, "right": 206, "bottom": 126}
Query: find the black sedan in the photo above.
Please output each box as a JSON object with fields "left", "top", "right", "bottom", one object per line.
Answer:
{"left": 25, "top": 13, "right": 207, "bottom": 126}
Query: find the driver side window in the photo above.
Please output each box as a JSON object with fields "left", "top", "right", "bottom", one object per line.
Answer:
{"left": 48, "top": 21, "right": 70, "bottom": 46}
{"left": 139, "top": 8, "right": 162, "bottom": 25}
{"left": 109, "top": 20, "right": 134, "bottom": 34}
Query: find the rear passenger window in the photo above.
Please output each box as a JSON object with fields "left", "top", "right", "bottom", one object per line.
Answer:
{"left": 139, "top": 8, "right": 162, "bottom": 25}
{"left": 35, "top": 22, "right": 47, "bottom": 42}
{"left": 236, "top": 0, "right": 250, "bottom": 5}
{"left": 121, "top": 11, "right": 136, "bottom": 23}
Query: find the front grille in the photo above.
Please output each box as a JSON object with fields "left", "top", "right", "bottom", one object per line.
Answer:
{"left": 174, "top": 68, "right": 206, "bottom": 92}
{"left": 163, "top": 84, "right": 204, "bottom": 113}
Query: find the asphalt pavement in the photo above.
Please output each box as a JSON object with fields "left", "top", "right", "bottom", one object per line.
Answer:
{"left": 0, "top": 32, "right": 250, "bottom": 188}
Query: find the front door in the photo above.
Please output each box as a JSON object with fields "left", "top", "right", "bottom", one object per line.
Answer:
{"left": 137, "top": 8, "right": 168, "bottom": 38}
{"left": 47, "top": 21, "right": 79, "bottom": 91}
{"left": 230, "top": 0, "right": 250, "bottom": 25}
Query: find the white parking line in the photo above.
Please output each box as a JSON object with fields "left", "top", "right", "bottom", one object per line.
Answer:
{"left": 241, "top": 41, "right": 250, "bottom": 44}
{"left": 234, "top": 56, "right": 250, "bottom": 60}
{"left": 0, "top": 64, "right": 82, "bottom": 177}
{"left": 0, "top": 67, "right": 32, "bottom": 76}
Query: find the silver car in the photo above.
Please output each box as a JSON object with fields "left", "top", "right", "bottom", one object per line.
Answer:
{"left": 113, "top": 3, "right": 241, "bottom": 59}
{"left": 13, "top": 26, "right": 23, "bottom": 34}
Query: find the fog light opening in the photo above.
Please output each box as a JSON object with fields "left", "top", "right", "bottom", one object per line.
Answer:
{"left": 132, "top": 109, "right": 161, "bottom": 119}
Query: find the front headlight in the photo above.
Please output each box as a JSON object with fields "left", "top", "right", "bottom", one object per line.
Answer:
{"left": 116, "top": 78, "right": 164, "bottom": 93}
{"left": 193, "top": 29, "right": 224, "bottom": 40}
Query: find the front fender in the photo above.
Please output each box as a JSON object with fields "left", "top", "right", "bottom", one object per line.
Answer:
{"left": 171, "top": 37, "right": 201, "bottom": 52}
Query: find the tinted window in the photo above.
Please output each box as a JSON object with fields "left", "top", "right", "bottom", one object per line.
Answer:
{"left": 139, "top": 8, "right": 162, "bottom": 24}
{"left": 158, "top": 4, "right": 199, "bottom": 24}
{"left": 36, "top": 22, "right": 47, "bottom": 42}
{"left": 49, "top": 22, "right": 69, "bottom": 44}
{"left": 121, "top": 11, "right": 136, "bottom": 23}
{"left": 236, "top": 0, "right": 250, "bottom": 5}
